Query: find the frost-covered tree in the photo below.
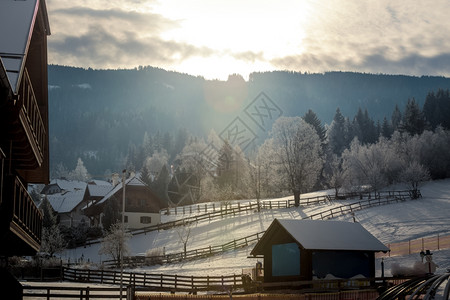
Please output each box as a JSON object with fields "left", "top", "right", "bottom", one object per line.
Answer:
{"left": 145, "top": 149, "right": 169, "bottom": 177}
{"left": 41, "top": 225, "right": 66, "bottom": 257}
{"left": 98, "top": 223, "right": 131, "bottom": 263}
{"left": 53, "top": 162, "right": 69, "bottom": 179}
{"left": 324, "top": 154, "right": 346, "bottom": 198}
{"left": 40, "top": 198, "right": 66, "bottom": 256}
{"left": 342, "top": 139, "right": 388, "bottom": 192}
{"left": 270, "top": 116, "right": 323, "bottom": 206}
{"left": 69, "top": 158, "right": 91, "bottom": 181}
{"left": 398, "top": 161, "right": 430, "bottom": 198}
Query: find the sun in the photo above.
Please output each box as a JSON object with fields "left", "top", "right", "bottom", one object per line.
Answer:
{"left": 153, "top": 0, "right": 314, "bottom": 80}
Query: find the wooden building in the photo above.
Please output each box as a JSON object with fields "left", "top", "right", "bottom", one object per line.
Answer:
{"left": 83, "top": 174, "right": 165, "bottom": 229}
{"left": 0, "top": 0, "right": 50, "bottom": 297}
{"left": 250, "top": 219, "right": 389, "bottom": 284}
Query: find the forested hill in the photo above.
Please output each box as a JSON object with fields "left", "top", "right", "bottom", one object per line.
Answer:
{"left": 48, "top": 65, "right": 450, "bottom": 176}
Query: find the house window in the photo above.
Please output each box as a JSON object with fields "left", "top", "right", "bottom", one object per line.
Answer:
{"left": 140, "top": 216, "right": 152, "bottom": 224}
{"left": 140, "top": 199, "right": 146, "bottom": 207}
{"left": 124, "top": 216, "right": 128, "bottom": 223}
{"left": 272, "top": 243, "right": 300, "bottom": 277}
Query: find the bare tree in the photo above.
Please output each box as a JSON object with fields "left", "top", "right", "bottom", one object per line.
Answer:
{"left": 98, "top": 223, "right": 131, "bottom": 263}
{"left": 176, "top": 221, "right": 192, "bottom": 257}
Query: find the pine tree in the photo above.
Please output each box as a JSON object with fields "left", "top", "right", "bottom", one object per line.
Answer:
{"left": 381, "top": 117, "right": 393, "bottom": 138}
{"left": 391, "top": 104, "right": 402, "bottom": 132}
{"left": 140, "top": 164, "right": 152, "bottom": 186}
{"left": 69, "top": 158, "right": 91, "bottom": 181}
{"left": 423, "top": 89, "right": 450, "bottom": 130}
{"left": 328, "top": 108, "right": 349, "bottom": 155}
{"left": 215, "top": 140, "right": 235, "bottom": 189}
{"left": 152, "top": 164, "right": 170, "bottom": 204}
{"left": 303, "top": 109, "right": 326, "bottom": 145}
{"left": 353, "top": 108, "right": 377, "bottom": 144}
{"left": 401, "top": 98, "right": 426, "bottom": 135}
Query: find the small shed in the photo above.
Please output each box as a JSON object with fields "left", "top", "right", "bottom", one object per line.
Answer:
{"left": 250, "top": 219, "right": 389, "bottom": 283}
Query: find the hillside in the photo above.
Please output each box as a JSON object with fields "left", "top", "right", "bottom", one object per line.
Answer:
{"left": 48, "top": 65, "right": 450, "bottom": 175}
{"left": 63, "top": 179, "right": 450, "bottom": 277}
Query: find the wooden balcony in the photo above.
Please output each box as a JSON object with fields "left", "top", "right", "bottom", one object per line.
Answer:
{"left": 0, "top": 175, "right": 42, "bottom": 256}
{"left": 0, "top": 68, "right": 46, "bottom": 170}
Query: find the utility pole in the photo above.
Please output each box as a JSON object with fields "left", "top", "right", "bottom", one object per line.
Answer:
{"left": 120, "top": 169, "right": 126, "bottom": 300}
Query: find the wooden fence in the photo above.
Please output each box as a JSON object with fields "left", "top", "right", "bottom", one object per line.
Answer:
{"left": 23, "top": 285, "right": 128, "bottom": 299}
{"left": 62, "top": 267, "right": 243, "bottom": 293}
{"left": 84, "top": 190, "right": 416, "bottom": 248}
{"left": 23, "top": 285, "right": 380, "bottom": 300}
{"left": 102, "top": 190, "right": 417, "bottom": 268}
{"left": 377, "top": 233, "right": 450, "bottom": 257}
{"left": 135, "top": 290, "right": 380, "bottom": 300}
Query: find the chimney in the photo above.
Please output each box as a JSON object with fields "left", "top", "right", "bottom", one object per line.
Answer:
{"left": 111, "top": 173, "right": 120, "bottom": 187}
{"left": 129, "top": 171, "right": 135, "bottom": 179}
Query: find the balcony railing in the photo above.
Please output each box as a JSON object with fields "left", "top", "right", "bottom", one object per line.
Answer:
{"left": 17, "top": 68, "right": 46, "bottom": 167}
{"left": 11, "top": 175, "right": 42, "bottom": 251}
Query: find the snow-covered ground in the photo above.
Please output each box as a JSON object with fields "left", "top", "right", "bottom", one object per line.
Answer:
{"left": 63, "top": 179, "right": 450, "bottom": 278}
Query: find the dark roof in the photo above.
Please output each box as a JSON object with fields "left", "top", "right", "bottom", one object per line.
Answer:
{"left": 251, "top": 219, "right": 389, "bottom": 255}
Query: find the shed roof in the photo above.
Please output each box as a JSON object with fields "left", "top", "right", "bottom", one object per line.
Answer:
{"left": 251, "top": 219, "right": 389, "bottom": 255}
{"left": 0, "top": 0, "right": 50, "bottom": 93}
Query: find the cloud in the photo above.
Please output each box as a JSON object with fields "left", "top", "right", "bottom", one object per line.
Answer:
{"left": 46, "top": 0, "right": 450, "bottom": 78}
{"left": 47, "top": 3, "right": 216, "bottom": 69}
{"left": 270, "top": 51, "right": 450, "bottom": 77}
{"left": 51, "top": 6, "right": 178, "bottom": 34}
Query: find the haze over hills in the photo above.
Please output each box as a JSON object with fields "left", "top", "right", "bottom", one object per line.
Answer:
{"left": 48, "top": 65, "right": 450, "bottom": 177}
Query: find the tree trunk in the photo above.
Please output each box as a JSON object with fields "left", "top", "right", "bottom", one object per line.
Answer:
{"left": 294, "top": 190, "right": 300, "bottom": 207}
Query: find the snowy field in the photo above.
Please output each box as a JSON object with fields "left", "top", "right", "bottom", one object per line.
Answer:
{"left": 62, "top": 179, "right": 450, "bottom": 278}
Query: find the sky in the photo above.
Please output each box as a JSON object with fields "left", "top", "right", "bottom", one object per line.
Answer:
{"left": 47, "top": 0, "right": 450, "bottom": 80}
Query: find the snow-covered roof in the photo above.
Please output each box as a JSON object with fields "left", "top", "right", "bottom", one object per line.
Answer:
{"left": 87, "top": 184, "right": 112, "bottom": 198}
{"left": 49, "top": 179, "right": 87, "bottom": 192}
{"left": 0, "top": 0, "right": 50, "bottom": 93}
{"left": 251, "top": 219, "right": 389, "bottom": 255}
{"left": 46, "top": 190, "right": 86, "bottom": 213}
{"left": 88, "top": 179, "right": 112, "bottom": 186}
{"left": 94, "top": 175, "right": 146, "bottom": 206}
